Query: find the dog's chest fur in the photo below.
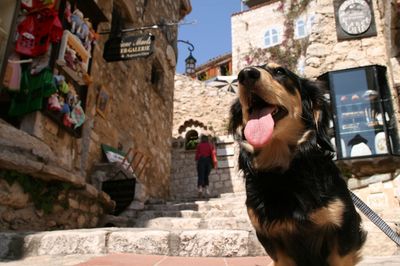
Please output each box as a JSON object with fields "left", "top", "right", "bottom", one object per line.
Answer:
{"left": 242, "top": 148, "right": 365, "bottom": 266}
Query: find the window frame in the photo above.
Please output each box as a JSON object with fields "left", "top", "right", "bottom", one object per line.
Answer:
{"left": 294, "top": 18, "right": 307, "bottom": 39}
{"left": 294, "top": 14, "right": 316, "bottom": 40}
{"left": 263, "top": 27, "right": 282, "bottom": 48}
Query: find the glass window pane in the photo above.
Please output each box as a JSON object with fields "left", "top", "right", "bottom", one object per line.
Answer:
{"left": 296, "top": 20, "right": 306, "bottom": 38}
{"left": 307, "top": 15, "right": 315, "bottom": 32}
{"left": 331, "top": 68, "right": 387, "bottom": 158}
{"left": 272, "top": 34, "right": 278, "bottom": 44}
{"left": 264, "top": 30, "right": 270, "bottom": 46}
{"left": 271, "top": 29, "right": 278, "bottom": 44}
{"left": 265, "top": 28, "right": 280, "bottom": 47}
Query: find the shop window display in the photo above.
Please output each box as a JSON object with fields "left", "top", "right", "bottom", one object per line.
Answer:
{"left": 319, "top": 65, "right": 400, "bottom": 161}
{"left": 0, "top": 0, "right": 106, "bottom": 137}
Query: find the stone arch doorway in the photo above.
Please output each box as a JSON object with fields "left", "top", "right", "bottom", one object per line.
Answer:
{"left": 178, "top": 119, "right": 213, "bottom": 150}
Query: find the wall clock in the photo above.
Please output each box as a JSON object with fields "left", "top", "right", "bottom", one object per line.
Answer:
{"left": 338, "top": 0, "right": 371, "bottom": 35}
{"left": 334, "top": 0, "right": 377, "bottom": 40}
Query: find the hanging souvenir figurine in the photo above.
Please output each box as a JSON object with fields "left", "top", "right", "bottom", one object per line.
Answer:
{"left": 64, "top": 1, "right": 72, "bottom": 23}
{"left": 16, "top": 8, "right": 63, "bottom": 57}
{"left": 21, "top": 0, "right": 56, "bottom": 11}
{"left": 71, "top": 100, "right": 85, "bottom": 129}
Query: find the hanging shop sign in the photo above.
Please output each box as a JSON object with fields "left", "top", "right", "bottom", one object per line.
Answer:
{"left": 103, "top": 33, "right": 155, "bottom": 62}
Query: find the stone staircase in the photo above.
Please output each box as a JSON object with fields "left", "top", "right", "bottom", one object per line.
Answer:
{"left": 0, "top": 192, "right": 266, "bottom": 260}
{"left": 122, "top": 193, "right": 252, "bottom": 230}
{"left": 1, "top": 192, "right": 399, "bottom": 261}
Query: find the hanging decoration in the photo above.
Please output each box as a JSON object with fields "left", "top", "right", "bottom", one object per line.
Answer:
{"left": 16, "top": 8, "right": 63, "bottom": 57}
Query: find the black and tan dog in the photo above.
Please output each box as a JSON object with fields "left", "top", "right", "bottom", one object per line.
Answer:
{"left": 229, "top": 64, "right": 366, "bottom": 266}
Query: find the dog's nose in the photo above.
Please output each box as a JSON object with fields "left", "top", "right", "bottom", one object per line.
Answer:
{"left": 238, "top": 67, "right": 260, "bottom": 87}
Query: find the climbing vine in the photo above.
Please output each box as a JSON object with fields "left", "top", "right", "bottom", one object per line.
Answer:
{"left": 243, "top": 0, "right": 312, "bottom": 72}
{"left": 0, "top": 170, "right": 71, "bottom": 214}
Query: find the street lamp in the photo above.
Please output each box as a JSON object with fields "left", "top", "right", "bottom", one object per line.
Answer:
{"left": 178, "top": 40, "right": 196, "bottom": 75}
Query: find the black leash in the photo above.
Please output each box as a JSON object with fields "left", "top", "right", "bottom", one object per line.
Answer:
{"left": 350, "top": 190, "right": 400, "bottom": 246}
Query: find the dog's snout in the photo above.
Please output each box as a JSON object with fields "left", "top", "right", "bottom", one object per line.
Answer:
{"left": 238, "top": 67, "right": 260, "bottom": 88}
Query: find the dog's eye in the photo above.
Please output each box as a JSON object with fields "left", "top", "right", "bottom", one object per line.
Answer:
{"left": 274, "top": 67, "right": 286, "bottom": 75}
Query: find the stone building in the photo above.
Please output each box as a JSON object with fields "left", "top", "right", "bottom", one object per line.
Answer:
{"left": 194, "top": 53, "right": 233, "bottom": 81}
{"left": 232, "top": 0, "right": 400, "bottom": 214}
{"left": 0, "top": 0, "right": 191, "bottom": 230}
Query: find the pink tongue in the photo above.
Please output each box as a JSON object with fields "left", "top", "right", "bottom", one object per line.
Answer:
{"left": 244, "top": 106, "right": 275, "bottom": 148}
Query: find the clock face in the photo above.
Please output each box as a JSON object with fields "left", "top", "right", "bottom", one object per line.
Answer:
{"left": 338, "top": 0, "right": 372, "bottom": 35}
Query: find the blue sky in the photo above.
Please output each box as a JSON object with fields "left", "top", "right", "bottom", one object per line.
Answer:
{"left": 176, "top": 0, "right": 243, "bottom": 74}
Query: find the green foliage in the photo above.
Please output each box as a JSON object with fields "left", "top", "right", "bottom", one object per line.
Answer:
{"left": 186, "top": 139, "right": 199, "bottom": 150}
{"left": 285, "top": 0, "right": 312, "bottom": 20}
{"left": 0, "top": 169, "right": 70, "bottom": 214}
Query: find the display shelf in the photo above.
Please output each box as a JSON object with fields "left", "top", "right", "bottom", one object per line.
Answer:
{"left": 56, "top": 30, "right": 93, "bottom": 85}
{"left": 42, "top": 109, "right": 82, "bottom": 137}
{"left": 319, "top": 65, "right": 400, "bottom": 164}
{"left": 336, "top": 100, "right": 381, "bottom": 108}
{"left": 56, "top": 59, "right": 91, "bottom": 86}
{"left": 339, "top": 127, "right": 384, "bottom": 136}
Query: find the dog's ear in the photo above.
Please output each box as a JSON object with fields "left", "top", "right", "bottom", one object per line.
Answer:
{"left": 228, "top": 99, "right": 243, "bottom": 138}
{"left": 300, "top": 79, "right": 334, "bottom": 152}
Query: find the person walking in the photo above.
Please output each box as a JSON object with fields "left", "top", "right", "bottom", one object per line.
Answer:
{"left": 195, "top": 135, "right": 217, "bottom": 198}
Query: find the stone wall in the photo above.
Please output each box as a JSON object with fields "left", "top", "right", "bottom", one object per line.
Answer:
{"left": 173, "top": 75, "right": 237, "bottom": 138}
{"left": 171, "top": 75, "right": 242, "bottom": 198}
{"left": 351, "top": 174, "right": 400, "bottom": 256}
{"left": 0, "top": 175, "right": 114, "bottom": 231}
{"left": 19, "top": 112, "right": 83, "bottom": 174}
{"left": 349, "top": 173, "right": 400, "bottom": 213}
{"left": 170, "top": 135, "right": 244, "bottom": 199}
{"left": 0, "top": 117, "right": 114, "bottom": 231}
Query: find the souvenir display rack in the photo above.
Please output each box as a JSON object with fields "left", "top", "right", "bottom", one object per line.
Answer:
{"left": 0, "top": 0, "right": 106, "bottom": 137}
{"left": 319, "top": 65, "right": 400, "bottom": 176}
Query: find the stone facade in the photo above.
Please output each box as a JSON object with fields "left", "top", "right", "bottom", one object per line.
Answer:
{"left": 303, "top": 1, "right": 398, "bottom": 82}
{"left": 0, "top": 0, "right": 191, "bottom": 230}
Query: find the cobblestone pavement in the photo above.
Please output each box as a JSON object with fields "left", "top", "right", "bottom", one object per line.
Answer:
{"left": 1, "top": 254, "right": 400, "bottom": 266}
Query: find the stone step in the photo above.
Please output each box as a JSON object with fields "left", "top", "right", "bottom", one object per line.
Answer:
{"left": 133, "top": 217, "right": 252, "bottom": 230}
{"left": 144, "top": 198, "right": 246, "bottom": 212}
{"left": 0, "top": 228, "right": 266, "bottom": 260}
{"left": 123, "top": 208, "right": 249, "bottom": 220}
{"left": 219, "top": 192, "right": 246, "bottom": 198}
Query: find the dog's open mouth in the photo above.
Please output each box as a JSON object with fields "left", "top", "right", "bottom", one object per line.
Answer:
{"left": 244, "top": 94, "right": 288, "bottom": 148}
